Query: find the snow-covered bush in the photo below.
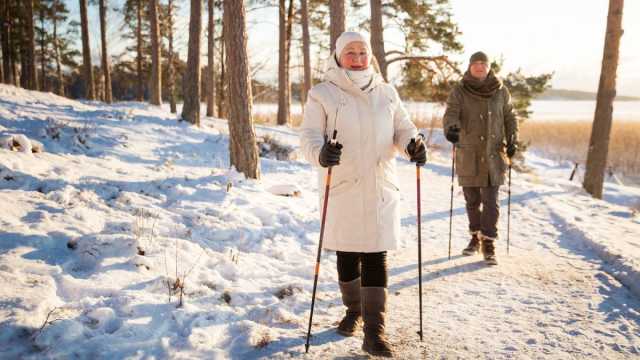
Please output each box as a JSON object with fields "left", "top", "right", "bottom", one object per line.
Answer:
{"left": 257, "top": 134, "right": 295, "bottom": 161}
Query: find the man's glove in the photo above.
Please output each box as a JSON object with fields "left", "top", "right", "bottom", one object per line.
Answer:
{"left": 406, "top": 137, "right": 427, "bottom": 166}
{"left": 445, "top": 126, "right": 460, "bottom": 144}
{"left": 506, "top": 142, "right": 518, "bottom": 158}
{"left": 319, "top": 141, "right": 343, "bottom": 168}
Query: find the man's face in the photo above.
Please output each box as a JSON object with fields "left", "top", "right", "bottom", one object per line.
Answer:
{"left": 469, "top": 61, "right": 490, "bottom": 80}
{"left": 339, "top": 42, "right": 370, "bottom": 70}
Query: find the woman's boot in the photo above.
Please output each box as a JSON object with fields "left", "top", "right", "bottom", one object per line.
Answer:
{"left": 337, "top": 278, "right": 362, "bottom": 336}
{"left": 361, "top": 287, "right": 393, "bottom": 357}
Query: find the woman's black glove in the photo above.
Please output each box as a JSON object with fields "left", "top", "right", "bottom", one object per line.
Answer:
{"left": 406, "top": 137, "right": 427, "bottom": 166}
{"left": 506, "top": 142, "right": 518, "bottom": 158}
{"left": 445, "top": 126, "right": 460, "bottom": 144}
{"left": 319, "top": 141, "right": 343, "bottom": 168}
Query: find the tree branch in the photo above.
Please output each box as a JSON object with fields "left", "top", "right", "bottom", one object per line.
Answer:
{"left": 386, "top": 55, "right": 461, "bottom": 76}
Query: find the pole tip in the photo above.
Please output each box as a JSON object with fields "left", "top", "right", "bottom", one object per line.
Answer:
{"left": 305, "top": 343, "right": 310, "bottom": 353}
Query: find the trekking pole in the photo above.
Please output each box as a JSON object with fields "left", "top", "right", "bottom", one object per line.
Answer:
{"left": 413, "top": 138, "right": 424, "bottom": 342}
{"left": 448, "top": 145, "right": 456, "bottom": 260}
{"left": 305, "top": 130, "right": 338, "bottom": 353}
{"left": 507, "top": 159, "right": 512, "bottom": 255}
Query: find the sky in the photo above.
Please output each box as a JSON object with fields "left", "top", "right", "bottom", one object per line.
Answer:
{"left": 68, "top": 0, "right": 639, "bottom": 97}
{"left": 246, "top": 0, "right": 640, "bottom": 97}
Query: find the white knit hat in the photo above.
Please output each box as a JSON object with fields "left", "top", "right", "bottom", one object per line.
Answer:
{"left": 335, "top": 31, "right": 371, "bottom": 57}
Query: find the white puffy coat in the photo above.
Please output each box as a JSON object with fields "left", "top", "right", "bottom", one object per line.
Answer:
{"left": 299, "top": 55, "right": 418, "bottom": 252}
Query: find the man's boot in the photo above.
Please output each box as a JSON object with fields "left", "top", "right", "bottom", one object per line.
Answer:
{"left": 361, "top": 287, "right": 393, "bottom": 357}
{"left": 462, "top": 231, "right": 481, "bottom": 256}
{"left": 337, "top": 278, "right": 361, "bottom": 336}
{"left": 481, "top": 234, "right": 498, "bottom": 265}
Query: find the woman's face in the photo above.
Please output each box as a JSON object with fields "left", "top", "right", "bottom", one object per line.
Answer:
{"left": 339, "top": 42, "right": 370, "bottom": 71}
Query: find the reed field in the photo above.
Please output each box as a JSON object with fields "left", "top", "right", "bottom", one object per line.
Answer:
{"left": 519, "top": 120, "right": 640, "bottom": 179}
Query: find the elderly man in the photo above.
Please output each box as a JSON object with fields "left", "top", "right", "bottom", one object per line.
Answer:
{"left": 442, "top": 51, "right": 518, "bottom": 266}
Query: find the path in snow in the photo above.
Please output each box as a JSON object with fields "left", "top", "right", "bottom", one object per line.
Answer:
{"left": 256, "top": 155, "right": 640, "bottom": 359}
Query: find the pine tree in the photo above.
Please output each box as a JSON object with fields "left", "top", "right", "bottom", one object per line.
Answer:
{"left": 79, "top": 0, "right": 95, "bottom": 99}
{"left": 223, "top": 0, "right": 260, "bottom": 179}
{"left": 206, "top": 0, "right": 216, "bottom": 117}
{"left": 329, "top": 0, "right": 344, "bottom": 53}
{"left": 166, "top": 0, "right": 177, "bottom": 113}
{"left": 98, "top": 0, "right": 112, "bottom": 103}
{"left": 181, "top": 0, "right": 202, "bottom": 125}
{"left": 583, "top": 0, "right": 625, "bottom": 199}
{"left": 149, "top": 0, "right": 162, "bottom": 105}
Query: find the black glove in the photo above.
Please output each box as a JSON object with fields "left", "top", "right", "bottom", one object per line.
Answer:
{"left": 506, "top": 142, "right": 518, "bottom": 158}
{"left": 445, "top": 126, "right": 460, "bottom": 144}
{"left": 406, "top": 137, "right": 427, "bottom": 166}
{"left": 319, "top": 141, "right": 343, "bottom": 168}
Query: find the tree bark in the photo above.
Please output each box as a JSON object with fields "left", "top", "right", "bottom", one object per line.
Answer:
{"left": 370, "top": 0, "right": 386, "bottom": 81}
{"left": 99, "top": 0, "right": 112, "bottom": 103}
{"left": 276, "top": 0, "right": 292, "bottom": 126}
{"left": 52, "top": 0, "right": 64, "bottom": 96}
{"left": 38, "top": 5, "right": 46, "bottom": 91}
{"left": 329, "top": 0, "right": 345, "bottom": 53}
{"left": 181, "top": 0, "right": 202, "bottom": 126}
{"left": 217, "top": 20, "right": 226, "bottom": 119}
{"left": 223, "top": 0, "right": 260, "bottom": 179}
{"left": 206, "top": 0, "right": 215, "bottom": 117}
{"left": 167, "top": 0, "right": 176, "bottom": 113}
{"left": 0, "top": 0, "right": 12, "bottom": 85}
{"left": 583, "top": 0, "right": 624, "bottom": 199}
{"left": 79, "top": 0, "right": 95, "bottom": 99}
{"left": 135, "top": 0, "right": 143, "bottom": 101}
{"left": 149, "top": 0, "right": 162, "bottom": 105}
{"left": 24, "top": 0, "right": 37, "bottom": 90}
{"left": 300, "top": 0, "right": 311, "bottom": 105}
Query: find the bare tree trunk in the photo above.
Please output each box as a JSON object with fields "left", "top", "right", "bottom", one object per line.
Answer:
{"left": 300, "top": 0, "right": 311, "bottom": 105}
{"left": 223, "top": 0, "right": 260, "bottom": 179}
{"left": 52, "top": 1, "right": 64, "bottom": 96}
{"left": 79, "top": 0, "right": 95, "bottom": 99}
{"left": 99, "top": 0, "right": 112, "bottom": 103}
{"left": 24, "top": 0, "right": 37, "bottom": 90}
{"left": 329, "top": 0, "right": 345, "bottom": 53}
{"left": 583, "top": 0, "right": 624, "bottom": 199}
{"left": 135, "top": 0, "right": 143, "bottom": 101}
{"left": 217, "top": 21, "right": 226, "bottom": 119}
{"left": 0, "top": 0, "right": 13, "bottom": 85}
{"left": 206, "top": 0, "right": 215, "bottom": 117}
{"left": 38, "top": 6, "right": 46, "bottom": 91}
{"left": 149, "top": 0, "right": 162, "bottom": 105}
{"left": 181, "top": 0, "right": 202, "bottom": 126}
{"left": 167, "top": 0, "right": 177, "bottom": 113}
{"left": 276, "top": 0, "right": 290, "bottom": 126}
{"left": 370, "top": 0, "right": 386, "bottom": 81}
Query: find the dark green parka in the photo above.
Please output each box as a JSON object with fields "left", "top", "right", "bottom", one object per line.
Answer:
{"left": 442, "top": 82, "right": 518, "bottom": 187}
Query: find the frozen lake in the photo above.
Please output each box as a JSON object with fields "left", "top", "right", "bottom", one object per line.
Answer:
{"left": 254, "top": 100, "right": 640, "bottom": 122}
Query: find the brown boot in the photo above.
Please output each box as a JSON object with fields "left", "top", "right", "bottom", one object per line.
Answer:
{"left": 361, "top": 287, "right": 393, "bottom": 357}
{"left": 337, "top": 278, "right": 361, "bottom": 336}
{"left": 481, "top": 234, "right": 498, "bottom": 266}
{"left": 462, "top": 231, "right": 481, "bottom": 256}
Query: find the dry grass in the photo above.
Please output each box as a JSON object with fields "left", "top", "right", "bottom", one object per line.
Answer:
{"left": 254, "top": 108, "right": 640, "bottom": 179}
{"left": 253, "top": 113, "right": 303, "bottom": 127}
{"left": 520, "top": 120, "right": 640, "bottom": 178}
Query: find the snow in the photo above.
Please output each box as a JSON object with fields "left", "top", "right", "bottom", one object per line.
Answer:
{"left": 0, "top": 83, "right": 639, "bottom": 359}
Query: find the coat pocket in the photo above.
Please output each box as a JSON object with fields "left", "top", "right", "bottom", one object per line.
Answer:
{"left": 456, "top": 145, "right": 478, "bottom": 177}
{"left": 329, "top": 178, "right": 355, "bottom": 197}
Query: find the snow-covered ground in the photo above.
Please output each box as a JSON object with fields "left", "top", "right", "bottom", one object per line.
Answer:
{"left": 1, "top": 84, "right": 639, "bottom": 359}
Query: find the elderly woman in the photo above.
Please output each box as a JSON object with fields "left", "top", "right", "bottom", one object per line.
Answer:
{"left": 299, "top": 31, "right": 426, "bottom": 357}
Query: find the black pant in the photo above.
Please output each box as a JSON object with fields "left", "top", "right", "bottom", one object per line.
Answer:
{"left": 463, "top": 186, "right": 500, "bottom": 238}
{"left": 337, "top": 251, "right": 388, "bottom": 287}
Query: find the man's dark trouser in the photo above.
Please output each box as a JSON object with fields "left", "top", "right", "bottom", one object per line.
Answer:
{"left": 462, "top": 186, "right": 500, "bottom": 239}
